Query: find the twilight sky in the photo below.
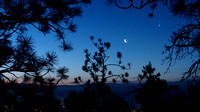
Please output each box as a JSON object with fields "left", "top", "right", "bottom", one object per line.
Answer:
{"left": 27, "top": 0, "right": 193, "bottom": 84}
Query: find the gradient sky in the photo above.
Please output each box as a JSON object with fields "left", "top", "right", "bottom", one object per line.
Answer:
{"left": 26, "top": 0, "right": 194, "bottom": 84}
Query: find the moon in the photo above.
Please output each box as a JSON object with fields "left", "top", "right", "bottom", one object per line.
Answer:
{"left": 124, "top": 38, "right": 127, "bottom": 43}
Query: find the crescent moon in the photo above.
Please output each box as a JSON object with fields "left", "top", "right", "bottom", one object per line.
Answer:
{"left": 124, "top": 38, "right": 127, "bottom": 43}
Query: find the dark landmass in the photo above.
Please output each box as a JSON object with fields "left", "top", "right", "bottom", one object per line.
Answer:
{"left": 55, "top": 81, "right": 189, "bottom": 106}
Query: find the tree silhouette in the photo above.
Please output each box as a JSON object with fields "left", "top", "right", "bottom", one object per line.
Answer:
{"left": 75, "top": 36, "right": 131, "bottom": 85}
{"left": 0, "top": 78, "right": 65, "bottom": 112}
{"left": 0, "top": 0, "right": 91, "bottom": 50}
{"left": 64, "top": 88, "right": 131, "bottom": 112}
{"left": 135, "top": 62, "right": 173, "bottom": 112}
{"left": 0, "top": 36, "right": 69, "bottom": 111}
{"left": 105, "top": 0, "right": 173, "bottom": 17}
{"left": 107, "top": 0, "right": 200, "bottom": 83}
{"left": 0, "top": 36, "right": 69, "bottom": 84}
{"left": 64, "top": 37, "right": 131, "bottom": 112}
{"left": 105, "top": 0, "right": 161, "bottom": 9}
{"left": 0, "top": 1, "right": 91, "bottom": 111}
{"left": 162, "top": 0, "right": 200, "bottom": 84}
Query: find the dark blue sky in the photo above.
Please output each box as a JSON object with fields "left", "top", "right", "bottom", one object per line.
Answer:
{"left": 28, "top": 0, "right": 193, "bottom": 84}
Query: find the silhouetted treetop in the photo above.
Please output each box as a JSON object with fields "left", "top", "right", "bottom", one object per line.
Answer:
{"left": 0, "top": 0, "right": 91, "bottom": 51}
{"left": 75, "top": 36, "right": 131, "bottom": 85}
{"left": 138, "top": 62, "right": 164, "bottom": 84}
{"left": 135, "top": 62, "right": 173, "bottom": 112}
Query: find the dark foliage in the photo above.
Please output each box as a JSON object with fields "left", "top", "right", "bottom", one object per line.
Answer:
{"left": 64, "top": 83, "right": 131, "bottom": 112}
{"left": 162, "top": 83, "right": 200, "bottom": 112}
{"left": 64, "top": 37, "right": 131, "bottom": 112}
{"left": 75, "top": 36, "right": 131, "bottom": 85}
{"left": 0, "top": 36, "right": 68, "bottom": 111}
{"left": 106, "top": 0, "right": 198, "bottom": 18}
{"left": 0, "top": 80, "right": 64, "bottom": 112}
{"left": 0, "top": 36, "right": 69, "bottom": 84}
{"left": 135, "top": 62, "right": 177, "bottom": 112}
{"left": 106, "top": 0, "right": 160, "bottom": 9}
{"left": 0, "top": 0, "right": 89, "bottom": 111}
{"left": 0, "top": 79, "right": 64, "bottom": 112}
{"left": 0, "top": 0, "right": 88, "bottom": 111}
{"left": 0, "top": 0, "right": 91, "bottom": 50}
{"left": 162, "top": 0, "right": 200, "bottom": 84}
{"left": 129, "top": 62, "right": 200, "bottom": 112}
{"left": 105, "top": 0, "right": 173, "bottom": 17}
